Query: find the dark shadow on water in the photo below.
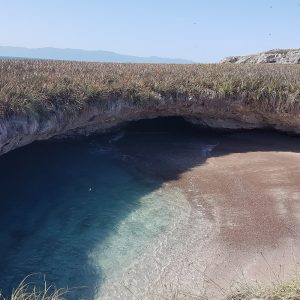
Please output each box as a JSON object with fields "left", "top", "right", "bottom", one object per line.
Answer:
{"left": 1, "top": 116, "right": 300, "bottom": 299}
{"left": 0, "top": 134, "right": 162, "bottom": 299}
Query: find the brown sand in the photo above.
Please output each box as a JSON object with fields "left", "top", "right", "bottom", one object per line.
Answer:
{"left": 166, "top": 132, "right": 300, "bottom": 296}
{"left": 117, "top": 130, "right": 300, "bottom": 298}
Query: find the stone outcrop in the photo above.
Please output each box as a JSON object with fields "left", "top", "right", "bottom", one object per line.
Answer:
{"left": 221, "top": 49, "right": 300, "bottom": 64}
{"left": 1, "top": 95, "right": 300, "bottom": 156}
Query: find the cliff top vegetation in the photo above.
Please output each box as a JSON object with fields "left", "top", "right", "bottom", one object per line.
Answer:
{"left": 0, "top": 60, "right": 300, "bottom": 119}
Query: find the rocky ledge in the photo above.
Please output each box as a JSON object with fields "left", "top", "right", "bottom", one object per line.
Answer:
{"left": 221, "top": 49, "right": 300, "bottom": 64}
{"left": 1, "top": 95, "right": 300, "bottom": 156}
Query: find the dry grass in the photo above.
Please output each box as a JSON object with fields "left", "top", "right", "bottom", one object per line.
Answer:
{"left": 2, "top": 275, "right": 300, "bottom": 300}
{"left": 171, "top": 276, "right": 300, "bottom": 299}
{"left": 225, "top": 275, "right": 300, "bottom": 300}
{"left": 0, "top": 276, "right": 67, "bottom": 300}
{"left": 0, "top": 60, "right": 300, "bottom": 119}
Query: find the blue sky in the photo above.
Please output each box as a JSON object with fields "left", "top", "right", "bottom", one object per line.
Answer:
{"left": 0, "top": 0, "right": 299, "bottom": 62}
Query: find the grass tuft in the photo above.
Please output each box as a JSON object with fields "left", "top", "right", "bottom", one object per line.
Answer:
{"left": 225, "top": 275, "right": 300, "bottom": 300}
{"left": 2, "top": 274, "right": 300, "bottom": 299}
{"left": 0, "top": 275, "right": 67, "bottom": 300}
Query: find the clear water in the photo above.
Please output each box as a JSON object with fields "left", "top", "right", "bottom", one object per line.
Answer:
{"left": 0, "top": 131, "right": 190, "bottom": 299}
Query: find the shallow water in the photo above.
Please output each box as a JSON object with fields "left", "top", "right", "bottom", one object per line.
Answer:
{"left": 0, "top": 119, "right": 212, "bottom": 299}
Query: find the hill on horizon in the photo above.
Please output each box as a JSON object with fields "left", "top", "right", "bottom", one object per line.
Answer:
{"left": 0, "top": 46, "right": 194, "bottom": 64}
{"left": 220, "top": 48, "right": 300, "bottom": 64}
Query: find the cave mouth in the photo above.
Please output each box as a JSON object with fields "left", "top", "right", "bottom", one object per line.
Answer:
{"left": 123, "top": 116, "right": 197, "bottom": 133}
{"left": 116, "top": 116, "right": 271, "bottom": 137}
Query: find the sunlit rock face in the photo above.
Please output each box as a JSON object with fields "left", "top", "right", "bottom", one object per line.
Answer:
{"left": 221, "top": 49, "right": 300, "bottom": 64}
{"left": 1, "top": 95, "right": 300, "bottom": 156}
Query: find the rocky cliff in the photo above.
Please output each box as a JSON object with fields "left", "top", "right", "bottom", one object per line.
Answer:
{"left": 1, "top": 60, "right": 300, "bottom": 156}
{"left": 221, "top": 49, "right": 300, "bottom": 64}
{"left": 1, "top": 95, "right": 300, "bottom": 157}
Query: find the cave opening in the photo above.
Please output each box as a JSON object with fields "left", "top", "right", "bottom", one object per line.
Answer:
{"left": 123, "top": 116, "right": 197, "bottom": 133}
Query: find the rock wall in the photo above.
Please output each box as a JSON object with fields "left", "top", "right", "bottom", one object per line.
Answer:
{"left": 221, "top": 49, "right": 300, "bottom": 64}
{"left": 1, "top": 95, "right": 300, "bottom": 156}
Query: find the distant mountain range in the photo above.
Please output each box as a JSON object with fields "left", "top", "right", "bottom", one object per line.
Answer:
{"left": 0, "top": 46, "right": 193, "bottom": 64}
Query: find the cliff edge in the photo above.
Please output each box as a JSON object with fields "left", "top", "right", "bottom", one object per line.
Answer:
{"left": 1, "top": 60, "right": 300, "bottom": 156}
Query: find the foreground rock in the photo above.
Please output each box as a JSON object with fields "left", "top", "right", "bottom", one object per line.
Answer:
{"left": 221, "top": 48, "right": 300, "bottom": 64}
{"left": 1, "top": 95, "right": 300, "bottom": 156}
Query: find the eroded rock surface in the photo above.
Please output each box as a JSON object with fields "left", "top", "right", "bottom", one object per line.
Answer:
{"left": 221, "top": 49, "right": 300, "bottom": 64}
{"left": 1, "top": 95, "right": 300, "bottom": 156}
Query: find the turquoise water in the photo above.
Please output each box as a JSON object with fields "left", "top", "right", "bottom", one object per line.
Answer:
{"left": 0, "top": 125, "right": 194, "bottom": 299}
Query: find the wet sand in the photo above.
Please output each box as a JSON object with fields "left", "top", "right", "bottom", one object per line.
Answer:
{"left": 113, "top": 129, "right": 300, "bottom": 299}
{"left": 170, "top": 132, "right": 300, "bottom": 297}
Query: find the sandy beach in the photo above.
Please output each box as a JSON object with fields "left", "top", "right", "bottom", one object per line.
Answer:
{"left": 113, "top": 128, "right": 300, "bottom": 299}
{"left": 2, "top": 123, "right": 300, "bottom": 299}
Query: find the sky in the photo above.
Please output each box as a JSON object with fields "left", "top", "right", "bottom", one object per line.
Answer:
{"left": 0, "top": 0, "right": 299, "bottom": 62}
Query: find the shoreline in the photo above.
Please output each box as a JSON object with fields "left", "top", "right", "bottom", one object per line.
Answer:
{"left": 166, "top": 131, "right": 300, "bottom": 297}
{"left": 1, "top": 126, "right": 300, "bottom": 299}
{"left": 115, "top": 129, "right": 300, "bottom": 298}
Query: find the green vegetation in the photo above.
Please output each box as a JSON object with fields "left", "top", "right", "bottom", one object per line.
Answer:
{"left": 0, "top": 60, "right": 300, "bottom": 119}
